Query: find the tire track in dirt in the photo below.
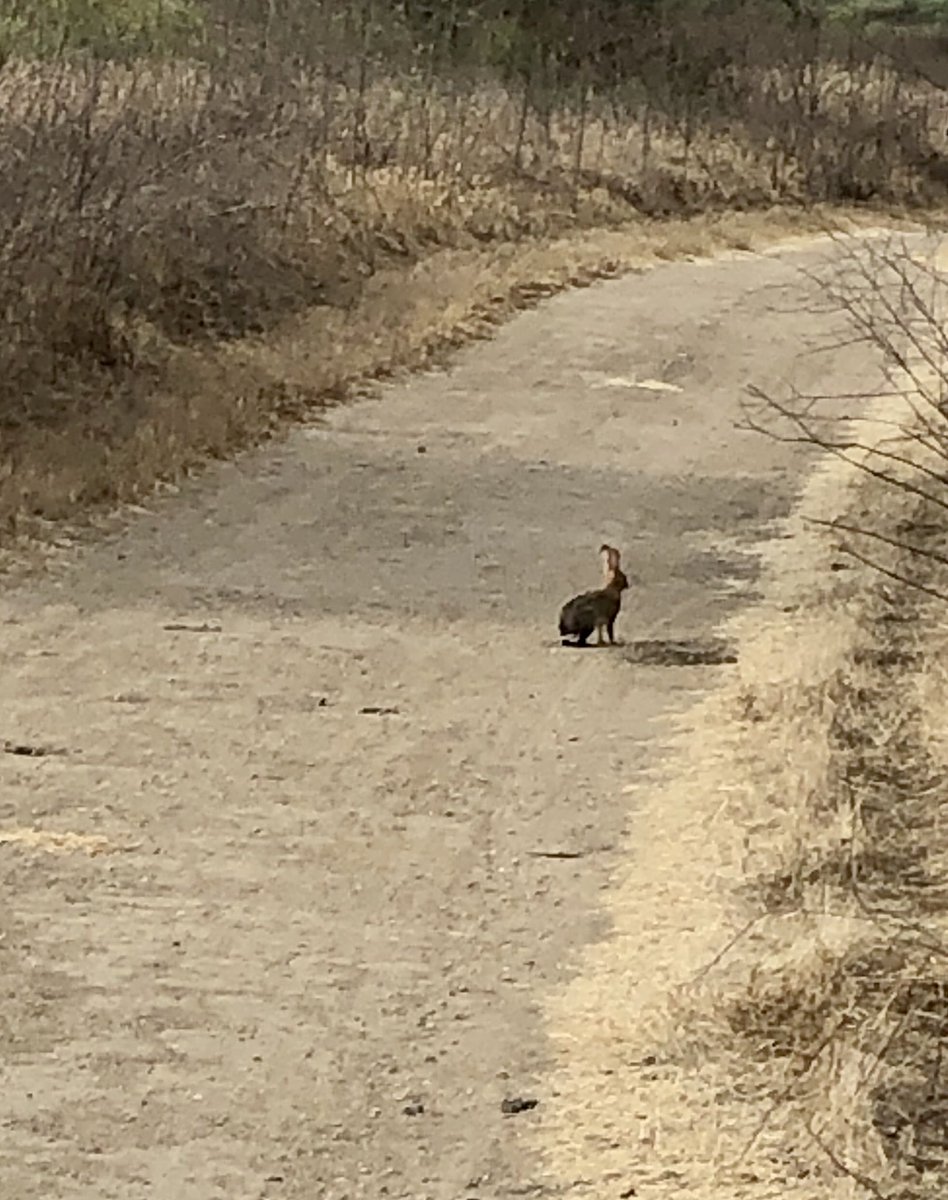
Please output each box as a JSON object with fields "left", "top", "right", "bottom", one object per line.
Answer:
{"left": 0, "top": 234, "right": 896, "bottom": 1199}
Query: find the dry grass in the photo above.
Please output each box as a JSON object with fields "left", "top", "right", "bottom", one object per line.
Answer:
{"left": 0, "top": 829, "right": 124, "bottom": 856}
{"left": 533, "top": 315, "right": 948, "bottom": 1198}
{"left": 1, "top": 41, "right": 948, "bottom": 545}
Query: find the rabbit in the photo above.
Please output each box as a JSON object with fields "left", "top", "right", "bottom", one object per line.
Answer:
{"left": 558, "top": 544, "right": 629, "bottom": 647}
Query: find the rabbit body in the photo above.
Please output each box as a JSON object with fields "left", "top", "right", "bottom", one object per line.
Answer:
{"left": 558, "top": 545, "right": 628, "bottom": 647}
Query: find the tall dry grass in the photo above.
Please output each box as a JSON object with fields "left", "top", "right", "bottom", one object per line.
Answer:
{"left": 1, "top": 19, "right": 948, "bottom": 536}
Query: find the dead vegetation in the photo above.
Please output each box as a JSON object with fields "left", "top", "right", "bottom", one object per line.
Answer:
{"left": 698, "top": 509, "right": 948, "bottom": 1199}
{"left": 3, "top": 1, "right": 948, "bottom": 538}
{"left": 677, "top": 241, "right": 948, "bottom": 1199}
{"left": 710, "top": 239, "right": 948, "bottom": 1198}
{"left": 708, "top": 560, "right": 948, "bottom": 1198}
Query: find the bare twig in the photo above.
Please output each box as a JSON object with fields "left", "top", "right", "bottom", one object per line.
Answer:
{"left": 834, "top": 541, "right": 948, "bottom": 607}
{"left": 808, "top": 516, "right": 948, "bottom": 571}
{"left": 805, "top": 1122, "right": 891, "bottom": 1199}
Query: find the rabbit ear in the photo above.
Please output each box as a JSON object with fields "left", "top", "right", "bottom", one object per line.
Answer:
{"left": 600, "top": 544, "right": 619, "bottom": 572}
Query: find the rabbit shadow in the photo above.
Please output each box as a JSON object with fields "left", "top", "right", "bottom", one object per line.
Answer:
{"left": 619, "top": 637, "right": 738, "bottom": 667}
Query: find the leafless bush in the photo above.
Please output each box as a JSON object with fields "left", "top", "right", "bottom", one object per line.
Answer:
{"left": 744, "top": 232, "right": 948, "bottom": 598}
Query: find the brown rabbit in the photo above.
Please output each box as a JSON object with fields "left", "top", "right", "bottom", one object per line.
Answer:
{"left": 558, "top": 544, "right": 629, "bottom": 647}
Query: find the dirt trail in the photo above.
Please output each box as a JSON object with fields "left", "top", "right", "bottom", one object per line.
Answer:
{"left": 0, "top": 237, "right": 890, "bottom": 1200}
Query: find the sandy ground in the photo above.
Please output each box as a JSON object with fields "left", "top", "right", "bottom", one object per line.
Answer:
{"left": 0, "top": 236, "right": 893, "bottom": 1200}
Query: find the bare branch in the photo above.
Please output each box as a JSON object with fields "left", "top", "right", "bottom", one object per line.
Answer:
{"left": 808, "top": 516, "right": 948, "bottom": 572}
{"left": 743, "top": 386, "right": 948, "bottom": 514}
{"left": 833, "top": 541, "right": 948, "bottom": 607}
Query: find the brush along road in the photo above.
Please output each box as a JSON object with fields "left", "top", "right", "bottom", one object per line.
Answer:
{"left": 0, "top": 232, "right": 899, "bottom": 1199}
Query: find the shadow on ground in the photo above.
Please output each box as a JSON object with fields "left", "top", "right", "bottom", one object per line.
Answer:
{"left": 621, "top": 637, "right": 738, "bottom": 667}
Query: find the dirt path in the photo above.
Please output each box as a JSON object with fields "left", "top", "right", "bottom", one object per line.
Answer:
{"left": 0, "top": 237, "right": 891, "bottom": 1200}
